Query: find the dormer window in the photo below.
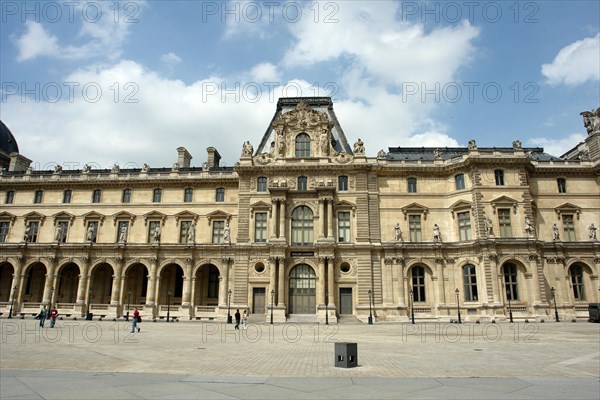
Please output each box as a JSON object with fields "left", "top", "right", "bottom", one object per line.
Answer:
{"left": 295, "top": 133, "right": 311, "bottom": 158}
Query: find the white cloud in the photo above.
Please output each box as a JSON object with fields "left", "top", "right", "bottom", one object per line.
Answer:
{"left": 11, "top": 1, "right": 143, "bottom": 62}
{"left": 528, "top": 133, "right": 586, "bottom": 157}
{"left": 161, "top": 52, "right": 182, "bottom": 65}
{"left": 249, "top": 62, "right": 280, "bottom": 82}
{"left": 13, "top": 21, "right": 60, "bottom": 61}
{"left": 542, "top": 33, "right": 600, "bottom": 86}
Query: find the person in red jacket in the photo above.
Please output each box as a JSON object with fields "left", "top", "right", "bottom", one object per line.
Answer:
{"left": 49, "top": 307, "right": 58, "bottom": 328}
{"left": 132, "top": 307, "right": 140, "bottom": 333}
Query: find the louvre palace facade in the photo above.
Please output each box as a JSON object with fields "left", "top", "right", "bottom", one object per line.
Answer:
{"left": 1, "top": 98, "right": 599, "bottom": 323}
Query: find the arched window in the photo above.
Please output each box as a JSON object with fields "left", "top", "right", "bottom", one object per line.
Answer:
{"left": 463, "top": 264, "right": 478, "bottom": 301}
{"left": 412, "top": 266, "right": 426, "bottom": 302}
{"left": 503, "top": 263, "right": 518, "bottom": 301}
{"left": 570, "top": 265, "right": 585, "bottom": 301}
{"left": 295, "top": 133, "right": 311, "bottom": 158}
{"left": 291, "top": 206, "right": 313, "bottom": 245}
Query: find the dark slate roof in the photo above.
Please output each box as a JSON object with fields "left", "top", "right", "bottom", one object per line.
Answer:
{"left": 0, "top": 120, "right": 19, "bottom": 154}
{"left": 256, "top": 97, "right": 353, "bottom": 155}
{"left": 386, "top": 147, "right": 563, "bottom": 161}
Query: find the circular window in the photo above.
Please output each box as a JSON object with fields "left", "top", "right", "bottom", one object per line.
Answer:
{"left": 254, "top": 263, "right": 265, "bottom": 273}
{"left": 340, "top": 263, "right": 351, "bottom": 273}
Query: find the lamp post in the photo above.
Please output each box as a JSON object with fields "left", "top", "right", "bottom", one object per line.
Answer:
{"left": 368, "top": 289, "right": 373, "bottom": 325}
{"left": 50, "top": 287, "right": 54, "bottom": 314}
{"left": 227, "top": 289, "right": 232, "bottom": 324}
{"left": 325, "top": 290, "right": 329, "bottom": 325}
{"left": 455, "top": 288, "right": 462, "bottom": 324}
{"left": 126, "top": 289, "right": 131, "bottom": 321}
{"left": 8, "top": 286, "right": 16, "bottom": 319}
{"left": 270, "top": 289, "right": 274, "bottom": 325}
{"left": 409, "top": 288, "right": 415, "bottom": 324}
{"left": 86, "top": 289, "right": 92, "bottom": 320}
{"left": 507, "top": 286, "right": 514, "bottom": 323}
{"left": 551, "top": 287, "right": 560, "bottom": 322}
{"left": 166, "top": 289, "right": 171, "bottom": 323}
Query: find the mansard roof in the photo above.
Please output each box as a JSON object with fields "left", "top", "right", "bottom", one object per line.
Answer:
{"left": 386, "top": 147, "right": 562, "bottom": 161}
{"left": 255, "top": 97, "right": 353, "bottom": 155}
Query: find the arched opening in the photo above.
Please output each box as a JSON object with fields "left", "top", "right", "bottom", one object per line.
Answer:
{"left": 159, "top": 264, "right": 184, "bottom": 305}
{"left": 194, "top": 264, "right": 220, "bottom": 306}
{"left": 125, "top": 263, "right": 148, "bottom": 310}
{"left": 288, "top": 264, "right": 316, "bottom": 314}
{"left": 23, "top": 263, "right": 45, "bottom": 303}
{"left": 90, "top": 263, "right": 113, "bottom": 304}
{"left": 0, "top": 262, "right": 15, "bottom": 302}
{"left": 56, "top": 263, "right": 79, "bottom": 304}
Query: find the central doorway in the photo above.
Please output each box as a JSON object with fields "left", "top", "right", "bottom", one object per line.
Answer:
{"left": 252, "top": 288, "right": 265, "bottom": 314}
{"left": 339, "top": 288, "right": 353, "bottom": 315}
{"left": 288, "top": 264, "right": 316, "bottom": 314}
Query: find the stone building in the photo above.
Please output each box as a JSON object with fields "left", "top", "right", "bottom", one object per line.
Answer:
{"left": 1, "top": 98, "right": 599, "bottom": 323}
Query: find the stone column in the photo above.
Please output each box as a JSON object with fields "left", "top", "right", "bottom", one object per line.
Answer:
{"left": 279, "top": 200, "right": 286, "bottom": 240}
{"left": 269, "top": 257, "right": 277, "bottom": 304}
{"left": 10, "top": 256, "right": 24, "bottom": 315}
{"left": 277, "top": 258, "right": 285, "bottom": 307}
{"left": 327, "top": 199, "right": 333, "bottom": 239}
{"left": 381, "top": 258, "right": 391, "bottom": 305}
{"left": 218, "top": 259, "right": 231, "bottom": 307}
{"left": 42, "top": 257, "right": 57, "bottom": 305}
{"left": 75, "top": 258, "right": 90, "bottom": 305}
{"left": 146, "top": 258, "right": 158, "bottom": 306}
{"left": 182, "top": 258, "right": 194, "bottom": 307}
{"left": 319, "top": 200, "right": 326, "bottom": 239}
{"left": 270, "top": 200, "right": 278, "bottom": 239}
{"left": 327, "top": 257, "right": 335, "bottom": 307}
{"left": 317, "top": 257, "right": 325, "bottom": 306}
{"left": 396, "top": 260, "right": 405, "bottom": 308}
{"left": 110, "top": 258, "right": 123, "bottom": 306}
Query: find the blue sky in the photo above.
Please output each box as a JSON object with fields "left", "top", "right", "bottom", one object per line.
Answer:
{"left": 1, "top": 0, "right": 599, "bottom": 169}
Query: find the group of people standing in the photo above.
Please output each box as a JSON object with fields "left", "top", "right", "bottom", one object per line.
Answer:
{"left": 37, "top": 306, "right": 59, "bottom": 328}
{"left": 234, "top": 309, "right": 248, "bottom": 330}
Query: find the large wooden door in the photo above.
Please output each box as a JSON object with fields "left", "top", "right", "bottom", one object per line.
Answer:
{"left": 288, "top": 264, "right": 316, "bottom": 314}
{"left": 339, "top": 288, "right": 353, "bottom": 315}
{"left": 252, "top": 288, "right": 265, "bottom": 314}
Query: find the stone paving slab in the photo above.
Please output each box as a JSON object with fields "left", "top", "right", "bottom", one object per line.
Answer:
{"left": 1, "top": 319, "right": 599, "bottom": 399}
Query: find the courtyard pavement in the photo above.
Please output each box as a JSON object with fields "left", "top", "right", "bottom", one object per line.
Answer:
{"left": 1, "top": 318, "right": 599, "bottom": 399}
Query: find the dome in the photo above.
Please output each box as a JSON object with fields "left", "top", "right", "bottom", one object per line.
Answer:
{"left": 0, "top": 120, "right": 19, "bottom": 154}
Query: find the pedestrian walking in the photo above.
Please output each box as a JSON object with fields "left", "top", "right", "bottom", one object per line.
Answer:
{"left": 234, "top": 309, "right": 241, "bottom": 330}
{"left": 131, "top": 307, "right": 141, "bottom": 333}
{"left": 49, "top": 307, "right": 58, "bottom": 328}
{"left": 242, "top": 310, "right": 248, "bottom": 330}
{"left": 38, "top": 306, "right": 47, "bottom": 327}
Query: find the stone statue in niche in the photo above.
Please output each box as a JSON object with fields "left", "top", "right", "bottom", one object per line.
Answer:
{"left": 552, "top": 224, "right": 560, "bottom": 241}
{"left": 394, "top": 223, "right": 402, "bottom": 242}
{"left": 524, "top": 216, "right": 535, "bottom": 237}
{"left": 223, "top": 223, "right": 231, "bottom": 244}
{"left": 433, "top": 224, "right": 442, "bottom": 242}
{"left": 187, "top": 222, "right": 196, "bottom": 244}
{"left": 241, "top": 141, "right": 254, "bottom": 156}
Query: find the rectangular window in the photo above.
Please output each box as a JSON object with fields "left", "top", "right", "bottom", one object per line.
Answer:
{"left": 117, "top": 221, "right": 129, "bottom": 242}
{"left": 557, "top": 178, "right": 567, "bottom": 193}
{"left": 297, "top": 176, "right": 307, "bottom": 191}
{"left": 504, "top": 264, "right": 519, "bottom": 301}
{"left": 184, "top": 188, "right": 193, "bottom": 202}
{"left": 409, "top": 215, "right": 422, "bottom": 242}
{"left": 407, "top": 178, "right": 417, "bottom": 193}
{"left": 86, "top": 221, "right": 98, "bottom": 243}
{"left": 215, "top": 188, "right": 225, "bottom": 202}
{"left": 5, "top": 190, "right": 14, "bottom": 204}
{"left": 498, "top": 209, "right": 512, "bottom": 237}
{"left": 179, "top": 221, "right": 191, "bottom": 243}
{"left": 34, "top": 190, "right": 43, "bottom": 204}
{"left": 257, "top": 178, "right": 267, "bottom": 192}
{"left": 463, "top": 264, "right": 478, "bottom": 302}
{"left": 62, "top": 190, "right": 72, "bottom": 204}
{"left": 122, "top": 189, "right": 132, "bottom": 203}
{"left": 153, "top": 188, "right": 162, "bottom": 203}
{"left": 457, "top": 211, "right": 472, "bottom": 241}
{"left": 563, "top": 215, "right": 576, "bottom": 241}
{"left": 337, "top": 211, "right": 351, "bottom": 242}
{"left": 338, "top": 176, "right": 348, "bottom": 191}
{"left": 56, "top": 221, "right": 68, "bottom": 243}
{"left": 147, "top": 221, "right": 161, "bottom": 243}
{"left": 212, "top": 221, "right": 224, "bottom": 243}
{"left": 495, "top": 170, "right": 505, "bottom": 186}
{"left": 26, "top": 221, "right": 39, "bottom": 243}
{"left": 92, "top": 189, "right": 102, "bottom": 203}
{"left": 0, "top": 222, "right": 9, "bottom": 243}
{"left": 255, "top": 212, "right": 267, "bottom": 243}
{"left": 455, "top": 174, "right": 465, "bottom": 190}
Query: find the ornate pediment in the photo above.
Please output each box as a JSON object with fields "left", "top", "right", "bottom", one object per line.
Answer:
{"left": 401, "top": 203, "right": 429, "bottom": 220}
{"left": 206, "top": 210, "right": 232, "bottom": 225}
{"left": 490, "top": 195, "right": 518, "bottom": 214}
{"left": 175, "top": 211, "right": 199, "bottom": 223}
{"left": 23, "top": 211, "right": 46, "bottom": 225}
{"left": 554, "top": 203, "right": 581, "bottom": 220}
{"left": 449, "top": 200, "right": 472, "bottom": 218}
{"left": 52, "top": 211, "right": 75, "bottom": 226}
{"left": 0, "top": 212, "right": 17, "bottom": 225}
{"left": 81, "top": 211, "right": 105, "bottom": 226}
{"left": 112, "top": 211, "right": 136, "bottom": 226}
{"left": 143, "top": 211, "right": 167, "bottom": 226}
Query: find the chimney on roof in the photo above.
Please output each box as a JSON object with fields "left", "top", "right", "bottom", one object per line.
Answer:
{"left": 177, "top": 147, "right": 192, "bottom": 168}
{"left": 206, "top": 147, "right": 221, "bottom": 168}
